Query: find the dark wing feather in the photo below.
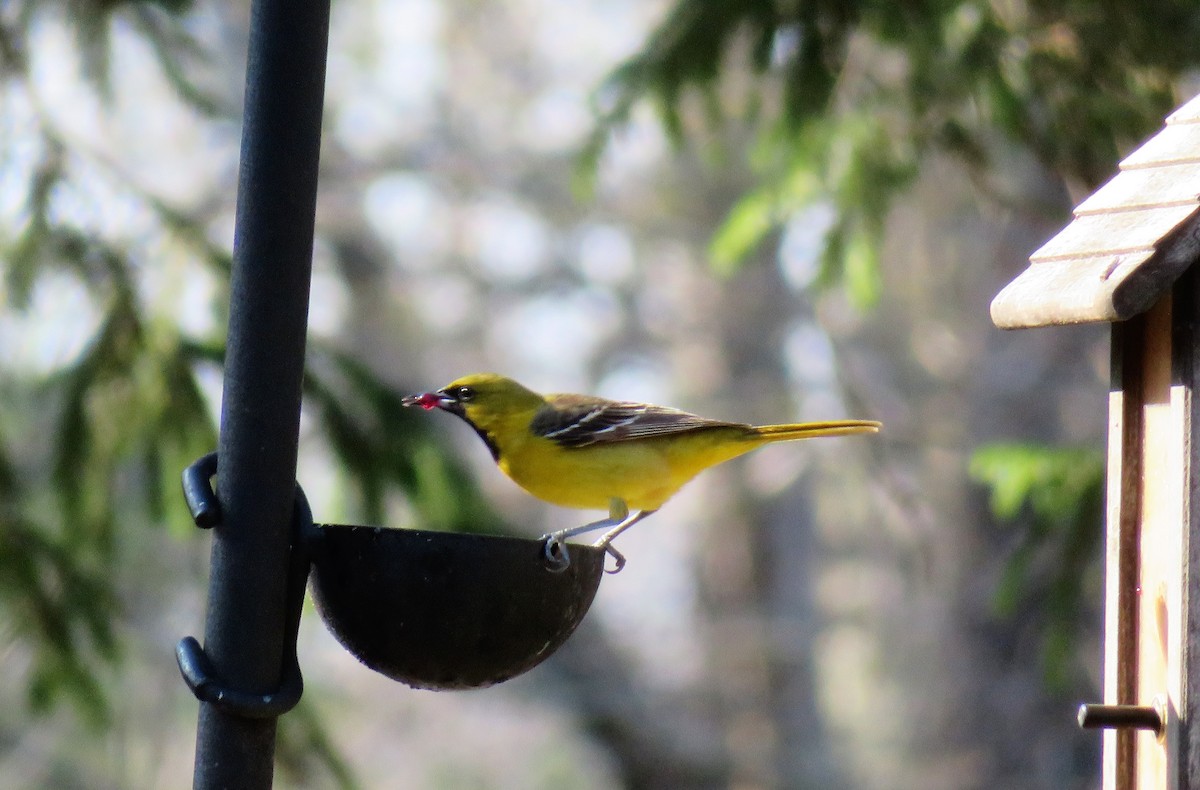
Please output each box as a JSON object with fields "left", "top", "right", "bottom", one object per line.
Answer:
{"left": 532, "top": 394, "right": 744, "bottom": 448}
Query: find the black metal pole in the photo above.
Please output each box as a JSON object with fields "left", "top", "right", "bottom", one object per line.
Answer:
{"left": 191, "top": 0, "right": 330, "bottom": 785}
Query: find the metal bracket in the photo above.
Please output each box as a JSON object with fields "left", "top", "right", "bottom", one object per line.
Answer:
{"left": 175, "top": 452, "right": 311, "bottom": 718}
{"left": 176, "top": 635, "right": 303, "bottom": 719}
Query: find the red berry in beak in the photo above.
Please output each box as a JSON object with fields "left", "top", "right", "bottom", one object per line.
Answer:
{"left": 402, "top": 392, "right": 442, "bottom": 410}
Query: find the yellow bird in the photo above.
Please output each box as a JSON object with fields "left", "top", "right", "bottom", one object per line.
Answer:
{"left": 404, "top": 373, "right": 880, "bottom": 571}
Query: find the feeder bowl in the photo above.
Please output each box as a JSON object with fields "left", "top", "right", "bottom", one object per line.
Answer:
{"left": 308, "top": 525, "right": 605, "bottom": 690}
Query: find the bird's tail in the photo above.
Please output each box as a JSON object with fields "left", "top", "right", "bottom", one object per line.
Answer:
{"left": 750, "top": 420, "right": 881, "bottom": 442}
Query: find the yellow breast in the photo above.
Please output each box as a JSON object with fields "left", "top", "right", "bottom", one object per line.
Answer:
{"left": 497, "top": 430, "right": 757, "bottom": 512}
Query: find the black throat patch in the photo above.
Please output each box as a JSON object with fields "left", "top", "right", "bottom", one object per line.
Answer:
{"left": 442, "top": 403, "right": 501, "bottom": 462}
{"left": 469, "top": 424, "right": 501, "bottom": 462}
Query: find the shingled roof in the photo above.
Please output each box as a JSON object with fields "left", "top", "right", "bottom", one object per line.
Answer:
{"left": 991, "top": 94, "right": 1200, "bottom": 329}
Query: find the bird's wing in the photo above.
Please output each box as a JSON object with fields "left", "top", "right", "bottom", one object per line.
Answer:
{"left": 532, "top": 394, "right": 741, "bottom": 448}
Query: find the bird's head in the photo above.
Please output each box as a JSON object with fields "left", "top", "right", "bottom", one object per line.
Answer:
{"left": 403, "top": 373, "right": 543, "bottom": 428}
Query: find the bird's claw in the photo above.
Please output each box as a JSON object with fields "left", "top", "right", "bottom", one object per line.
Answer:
{"left": 542, "top": 532, "right": 626, "bottom": 574}
{"left": 542, "top": 534, "right": 571, "bottom": 573}
{"left": 601, "top": 543, "right": 626, "bottom": 574}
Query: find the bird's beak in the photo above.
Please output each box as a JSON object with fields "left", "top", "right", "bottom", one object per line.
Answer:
{"left": 401, "top": 390, "right": 456, "bottom": 411}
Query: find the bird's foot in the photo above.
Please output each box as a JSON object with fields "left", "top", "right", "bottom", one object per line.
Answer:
{"left": 540, "top": 498, "right": 631, "bottom": 573}
{"left": 588, "top": 508, "right": 655, "bottom": 575}
{"left": 540, "top": 530, "right": 626, "bottom": 574}
{"left": 601, "top": 543, "right": 626, "bottom": 574}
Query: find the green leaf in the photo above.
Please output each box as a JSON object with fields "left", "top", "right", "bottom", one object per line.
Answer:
{"left": 969, "top": 443, "right": 1103, "bottom": 524}
{"left": 842, "top": 224, "right": 882, "bottom": 309}
{"left": 970, "top": 441, "right": 1104, "bottom": 689}
{"left": 709, "top": 188, "right": 776, "bottom": 275}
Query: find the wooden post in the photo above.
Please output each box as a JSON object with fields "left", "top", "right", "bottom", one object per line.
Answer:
{"left": 1107, "top": 311, "right": 1145, "bottom": 790}
{"left": 1134, "top": 295, "right": 1177, "bottom": 789}
{"left": 1105, "top": 273, "right": 1200, "bottom": 788}
{"left": 1178, "top": 266, "right": 1200, "bottom": 788}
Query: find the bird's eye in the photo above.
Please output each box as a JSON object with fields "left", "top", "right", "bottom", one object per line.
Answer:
{"left": 456, "top": 386, "right": 476, "bottom": 401}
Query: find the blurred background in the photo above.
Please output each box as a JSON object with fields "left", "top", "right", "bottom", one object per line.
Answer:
{"left": 1, "top": 0, "right": 1197, "bottom": 787}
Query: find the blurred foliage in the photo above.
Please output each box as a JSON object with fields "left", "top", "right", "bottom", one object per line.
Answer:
{"left": 2, "top": 0, "right": 1195, "bottom": 781}
{"left": 3, "top": 0, "right": 218, "bottom": 111}
{"left": 0, "top": 0, "right": 500, "bottom": 781}
{"left": 591, "top": 0, "right": 1196, "bottom": 697}
{"left": 970, "top": 443, "right": 1105, "bottom": 689}
{"left": 582, "top": 0, "right": 1199, "bottom": 303}
{"left": 275, "top": 699, "right": 359, "bottom": 790}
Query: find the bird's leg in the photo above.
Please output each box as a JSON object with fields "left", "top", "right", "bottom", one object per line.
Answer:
{"left": 553, "top": 498, "right": 630, "bottom": 541}
{"left": 542, "top": 499, "right": 630, "bottom": 572}
{"left": 592, "top": 509, "right": 656, "bottom": 573}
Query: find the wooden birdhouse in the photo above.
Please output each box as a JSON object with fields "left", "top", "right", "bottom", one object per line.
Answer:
{"left": 992, "top": 93, "right": 1200, "bottom": 790}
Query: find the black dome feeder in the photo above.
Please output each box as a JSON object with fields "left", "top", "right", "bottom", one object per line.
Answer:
{"left": 308, "top": 525, "right": 605, "bottom": 690}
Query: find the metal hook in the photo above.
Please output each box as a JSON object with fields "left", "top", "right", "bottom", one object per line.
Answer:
{"left": 175, "top": 453, "right": 312, "bottom": 718}
{"left": 181, "top": 452, "right": 221, "bottom": 528}
{"left": 176, "top": 635, "right": 303, "bottom": 719}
